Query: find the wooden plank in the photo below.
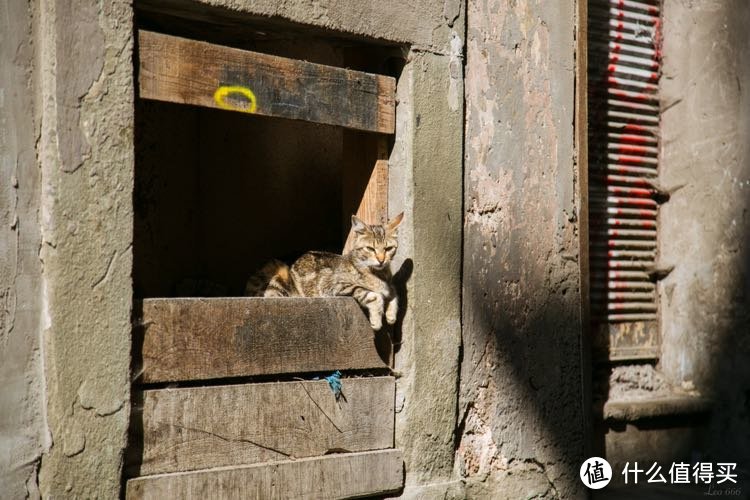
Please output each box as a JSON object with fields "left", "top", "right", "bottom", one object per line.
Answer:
{"left": 126, "top": 449, "right": 404, "bottom": 500}
{"left": 342, "top": 132, "right": 389, "bottom": 253}
{"left": 591, "top": 320, "right": 660, "bottom": 361}
{"left": 134, "top": 298, "right": 390, "bottom": 383}
{"left": 608, "top": 321, "right": 660, "bottom": 361}
{"left": 138, "top": 30, "right": 396, "bottom": 133}
{"left": 127, "top": 377, "right": 395, "bottom": 476}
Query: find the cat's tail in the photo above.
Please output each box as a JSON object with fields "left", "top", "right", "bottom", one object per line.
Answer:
{"left": 244, "top": 259, "right": 294, "bottom": 297}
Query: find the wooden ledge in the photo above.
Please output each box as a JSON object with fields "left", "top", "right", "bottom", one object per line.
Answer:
{"left": 134, "top": 297, "right": 390, "bottom": 384}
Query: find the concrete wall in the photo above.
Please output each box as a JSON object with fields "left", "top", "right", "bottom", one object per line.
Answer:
{"left": 0, "top": 2, "right": 48, "bottom": 498}
{"left": 7, "top": 0, "right": 750, "bottom": 496}
{"left": 393, "top": 48, "right": 465, "bottom": 493}
{"left": 660, "top": 0, "right": 750, "bottom": 467}
{"left": 460, "top": 1, "right": 586, "bottom": 498}
{"left": 140, "top": 0, "right": 462, "bottom": 53}
{"left": 35, "top": 0, "right": 135, "bottom": 497}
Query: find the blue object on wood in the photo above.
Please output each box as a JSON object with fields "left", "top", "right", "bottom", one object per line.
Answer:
{"left": 325, "top": 370, "right": 343, "bottom": 400}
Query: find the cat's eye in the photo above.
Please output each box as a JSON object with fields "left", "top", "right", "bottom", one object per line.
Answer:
{"left": 366, "top": 246, "right": 375, "bottom": 252}
{"left": 385, "top": 246, "right": 395, "bottom": 251}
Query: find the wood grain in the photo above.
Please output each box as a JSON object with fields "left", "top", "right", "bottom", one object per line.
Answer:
{"left": 606, "top": 320, "right": 660, "bottom": 361}
{"left": 127, "top": 377, "right": 395, "bottom": 476}
{"left": 342, "top": 133, "right": 389, "bottom": 253}
{"left": 138, "top": 30, "right": 396, "bottom": 133}
{"left": 134, "top": 298, "right": 390, "bottom": 384}
{"left": 125, "top": 449, "right": 404, "bottom": 500}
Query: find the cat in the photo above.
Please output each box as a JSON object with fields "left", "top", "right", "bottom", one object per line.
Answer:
{"left": 245, "top": 213, "right": 404, "bottom": 331}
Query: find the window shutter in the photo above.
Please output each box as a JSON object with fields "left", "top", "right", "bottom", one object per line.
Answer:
{"left": 588, "top": 0, "right": 662, "bottom": 360}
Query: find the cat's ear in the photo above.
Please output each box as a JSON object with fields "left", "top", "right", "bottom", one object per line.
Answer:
{"left": 351, "top": 215, "right": 369, "bottom": 234}
{"left": 386, "top": 212, "right": 404, "bottom": 232}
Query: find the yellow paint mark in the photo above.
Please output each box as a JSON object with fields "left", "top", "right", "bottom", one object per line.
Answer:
{"left": 213, "top": 85, "right": 257, "bottom": 113}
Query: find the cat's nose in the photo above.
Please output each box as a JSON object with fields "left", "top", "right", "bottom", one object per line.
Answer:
{"left": 376, "top": 253, "right": 385, "bottom": 263}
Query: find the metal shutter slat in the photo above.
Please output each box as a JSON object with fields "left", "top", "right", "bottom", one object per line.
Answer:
{"left": 589, "top": 0, "right": 662, "bottom": 360}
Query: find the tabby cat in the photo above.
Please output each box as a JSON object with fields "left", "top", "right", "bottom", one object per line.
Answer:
{"left": 245, "top": 213, "right": 404, "bottom": 330}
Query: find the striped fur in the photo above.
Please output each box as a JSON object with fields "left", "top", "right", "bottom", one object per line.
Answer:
{"left": 244, "top": 213, "right": 404, "bottom": 330}
{"left": 244, "top": 259, "right": 294, "bottom": 297}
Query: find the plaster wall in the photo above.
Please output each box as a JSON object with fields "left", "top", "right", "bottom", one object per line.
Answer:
{"left": 660, "top": 0, "right": 750, "bottom": 466}
{"left": 392, "top": 48, "right": 465, "bottom": 489}
{"left": 460, "top": 1, "right": 586, "bottom": 498}
{"left": 139, "top": 0, "right": 462, "bottom": 54}
{"left": 0, "top": 1, "right": 47, "bottom": 498}
{"left": 35, "top": 0, "right": 135, "bottom": 497}
{"left": 2, "top": 0, "right": 135, "bottom": 496}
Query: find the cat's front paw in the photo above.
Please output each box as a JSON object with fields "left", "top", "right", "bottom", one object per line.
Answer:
{"left": 385, "top": 298, "right": 398, "bottom": 325}
{"left": 369, "top": 315, "right": 383, "bottom": 331}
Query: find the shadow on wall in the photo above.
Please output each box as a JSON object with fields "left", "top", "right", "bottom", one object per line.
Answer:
{"left": 460, "top": 174, "right": 586, "bottom": 498}
{"left": 459, "top": 267, "right": 587, "bottom": 498}
{"left": 698, "top": 0, "right": 750, "bottom": 477}
{"left": 658, "top": 0, "right": 750, "bottom": 486}
{"left": 459, "top": 1, "right": 750, "bottom": 498}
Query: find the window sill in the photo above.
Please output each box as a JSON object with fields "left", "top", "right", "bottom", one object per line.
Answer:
{"left": 602, "top": 395, "right": 713, "bottom": 422}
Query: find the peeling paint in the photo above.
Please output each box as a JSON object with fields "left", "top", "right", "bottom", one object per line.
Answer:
{"left": 37, "top": 0, "right": 134, "bottom": 497}
{"left": 447, "top": 32, "right": 463, "bottom": 112}
{"left": 461, "top": 0, "right": 583, "bottom": 497}
{"left": 455, "top": 389, "right": 501, "bottom": 479}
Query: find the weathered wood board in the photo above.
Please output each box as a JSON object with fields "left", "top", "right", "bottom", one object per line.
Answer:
{"left": 127, "top": 377, "right": 395, "bottom": 476}
{"left": 591, "top": 320, "right": 660, "bottom": 361}
{"left": 126, "top": 449, "right": 404, "bottom": 500}
{"left": 342, "top": 132, "right": 389, "bottom": 254}
{"left": 138, "top": 30, "right": 396, "bottom": 133}
{"left": 134, "top": 298, "right": 389, "bottom": 383}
